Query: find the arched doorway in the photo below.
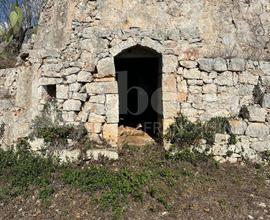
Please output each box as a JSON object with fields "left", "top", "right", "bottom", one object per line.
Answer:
{"left": 114, "top": 45, "right": 163, "bottom": 139}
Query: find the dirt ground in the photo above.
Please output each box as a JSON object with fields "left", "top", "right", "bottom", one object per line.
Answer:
{"left": 0, "top": 145, "right": 270, "bottom": 220}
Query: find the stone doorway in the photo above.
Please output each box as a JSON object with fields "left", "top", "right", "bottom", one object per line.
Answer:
{"left": 114, "top": 46, "right": 163, "bottom": 140}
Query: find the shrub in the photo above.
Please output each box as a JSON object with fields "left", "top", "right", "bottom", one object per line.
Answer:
{"left": 164, "top": 114, "right": 203, "bottom": 148}
{"left": 165, "top": 114, "right": 236, "bottom": 149}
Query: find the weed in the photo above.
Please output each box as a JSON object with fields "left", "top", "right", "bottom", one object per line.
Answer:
{"left": 30, "top": 101, "right": 91, "bottom": 152}
{"left": 261, "top": 150, "right": 270, "bottom": 163}
{"left": 203, "top": 117, "right": 232, "bottom": 145}
{"left": 62, "top": 166, "right": 148, "bottom": 219}
{"left": 164, "top": 114, "right": 203, "bottom": 148}
{"left": 226, "top": 150, "right": 234, "bottom": 157}
{"left": 165, "top": 114, "right": 237, "bottom": 151}
{"left": 0, "top": 139, "right": 57, "bottom": 201}
{"left": 165, "top": 148, "right": 215, "bottom": 166}
{"left": 38, "top": 185, "right": 54, "bottom": 202}
{"left": 0, "top": 123, "right": 5, "bottom": 139}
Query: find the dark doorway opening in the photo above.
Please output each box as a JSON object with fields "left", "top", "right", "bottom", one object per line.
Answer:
{"left": 114, "top": 46, "right": 163, "bottom": 139}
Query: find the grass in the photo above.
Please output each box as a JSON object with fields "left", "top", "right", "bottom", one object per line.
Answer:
{"left": 0, "top": 142, "right": 220, "bottom": 219}
{"left": 0, "top": 143, "right": 269, "bottom": 219}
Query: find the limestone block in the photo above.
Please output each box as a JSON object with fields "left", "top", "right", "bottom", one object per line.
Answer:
{"left": 72, "top": 93, "right": 88, "bottom": 102}
{"left": 261, "top": 76, "right": 270, "bottom": 86}
{"left": 77, "top": 110, "right": 89, "bottom": 123}
{"left": 202, "top": 71, "right": 217, "bottom": 84}
{"left": 163, "top": 101, "right": 178, "bottom": 119}
{"left": 80, "top": 51, "right": 96, "bottom": 72}
{"left": 238, "top": 85, "right": 254, "bottom": 96}
{"left": 56, "top": 85, "right": 69, "bottom": 99}
{"left": 239, "top": 71, "right": 259, "bottom": 85}
{"left": 86, "top": 82, "right": 117, "bottom": 94}
{"left": 57, "top": 149, "right": 81, "bottom": 163}
{"left": 229, "top": 119, "right": 247, "bottom": 135}
{"left": 215, "top": 133, "right": 230, "bottom": 144}
{"left": 203, "top": 94, "right": 217, "bottom": 102}
{"left": 40, "top": 77, "right": 62, "bottom": 85}
{"left": 41, "top": 64, "right": 63, "bottom": 77}
{"left": 260, "top": 61, "right": 270, "bottom": 75}
{"left": 86, "top": 149, "right": 119, "bottom": 160}
{"left": 77, "top": 71, "right": 93, "bottom": 83}
{"left": 89, "top": 95, "right": 106, "bottom": 104}
{"left": 69, "top": 83, "right": 82, "bottom": 92}
{"left": 141, "top": 37, "right": 163, "bottom": 54}
{"left": 163, "top": 119, "right": 175, "bottom": 134}
{"left": 183, "top": 68, "right": 202, "bottom": 79}
{"left": 89, "top": 103, "right": 105, "bottom": 115}
{"left": 85, "top": 122, "right": 102, "bottom": 134}
{"left": 228, "top": 58, "right": 246, "bottom": 72}
{"left": 97, "top": 57, "right": 115, "bottom": 78}
{"left": 246, "top": 123, "right": 269, "bottom": 138}
{"left": 187, "top": 79, "right": 203, "bottom": 86}
{"left": 179, "top": 60, "right": 197, "bottom": 69}
{"left": 103, "top": 123, "right": 118, "bottom": 146}
{"left": 251, "top": 141, "right": 270, "bottom": 152}
{"left": 197, "top": 58, "right": 214, "bottom": 72}
{"left": 163, "top": 74, "right": 177, "bottom": 92}
{"left": 88, "top": 113, "right": 105, "bottom": 123}
{"left": 66, "top": 74, "right": 77, "bottom": 84}
{"left": 62, "top": 111, "right": 77, "bottom": 122}
{"left": 213, "top": 58, "right": 227, "bottom": 72}
{"left": 189, "top": 85, "right": 202, "bottom": 94}
{"left": 63, "top": 100, "right": 82, "bottom": 111}
{"left": 80, "top": 39, "right": 94, "bottom": 52}
{"left": 163, "top": 55, "right": 178, "bottom": 73}
{"left": 63, "top": 67, "right": 81, "bottom": 76}
{"left": 202, "top": 84, "right": 217, "bottom": 94}
{"left": 262, "top": 94, "right": 270, "bottom": 108}
{"left": 163, "top": 92, "right": 178, "bottom": 101}
{"left": 29, "top": 138, "right": 44, "bottom": 151}
{"left": 214, "top": 71, "right": 234, "bottom": 86}
{"left": 106, "top": 94, "right": 119, "bottom": 123}
{"left": 109, "top": 38, "right": 136, "bottom": 56}
{"left": 246, "top": 105, "right": 267, "bottom": 122}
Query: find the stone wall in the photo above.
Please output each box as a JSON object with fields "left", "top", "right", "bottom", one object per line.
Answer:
{"left": 0, "top": 68, "right": 18, "bottom": 147}
{"left": 1, "top": 0, "right": 270, "bottom": 162}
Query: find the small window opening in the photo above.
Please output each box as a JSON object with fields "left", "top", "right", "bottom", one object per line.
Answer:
{"left": 44, "top": 85, "right": 56, "bottom": 99}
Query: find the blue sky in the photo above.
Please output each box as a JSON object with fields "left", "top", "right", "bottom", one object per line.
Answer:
{"left": 0, "top": 0, "right": 23, "bottom": 22}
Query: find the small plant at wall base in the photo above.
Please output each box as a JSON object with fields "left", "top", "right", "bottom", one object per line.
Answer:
{"left": 0, "top": 123, "right": 5, "bottom": 139}
{"left": 165, "top": 114, "right": 236, "bottom": 159}
{"left": 29, "top": 101, "right": 90, "bottom": 154}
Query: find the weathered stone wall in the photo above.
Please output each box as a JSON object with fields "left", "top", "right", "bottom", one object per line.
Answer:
{"left": 1, "top": 0, "right": 270, "bottom": 162}
{"left": 0, "top": 68, "right": 17, "bottom": 147}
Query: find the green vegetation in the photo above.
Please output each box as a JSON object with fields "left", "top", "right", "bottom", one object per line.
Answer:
{"left": 63, "top": 166, "right": 148, "bottom": 219}
{"left": 0, "top": 138, "right": 57, "bottom": 201}
{"left": 165, "top": 114, "right": 236, "bottom": 149}
{"left": 0, "top": 123, "right": 5, "bottom": 138}
{"left": 0, "top": 142, "right": 219, "bottom": 219}
{"left": 29, "top": 101, "right": 91, "bottom": 153}
{"left": 0, "top": 143, "right": 269, "bottom": 219}
{"left": 0, "top": 2, "right": 23, "bottom": 43}
{"left": 261, "top": 150, "right": 270, "bottom": 163}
